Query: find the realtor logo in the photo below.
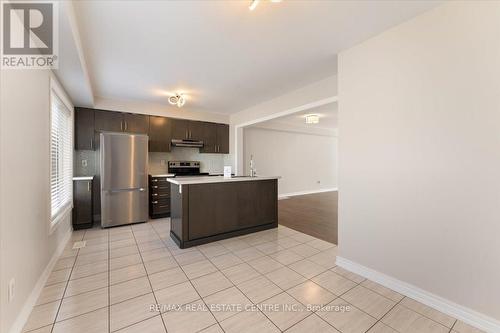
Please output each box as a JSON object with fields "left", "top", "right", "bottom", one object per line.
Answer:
{"left": 1, "top": 1, "right": 58, "bottom": 69}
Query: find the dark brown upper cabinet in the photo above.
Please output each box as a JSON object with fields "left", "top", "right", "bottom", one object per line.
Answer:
{"left": 75, "top": 108, "right": 230, "bottom": 154}
{"left": 123, "top": 113, "right": 149, "bottom": 134}
{"left": 171, "top": 119, "right": 189, "bottom": 140}
{"left": 200, "top": 122, "right": 217, "bottom": 153}
{"left": 216, "top": 123, "right": 229, "bottom": 154}
{"left": 171, "top": 119, "right": 205, "bottom": 141}
{"left": 188, "top": 121, "right": 205, "bottom": 140}
{"left": 149, "top": 116, "right": 172, "bottom": 152}
{"left": 74, "top": 107, "right": 95, "bottom": 150}
{"left": 94, "top": 110, "right": 123, "bottom": 148}
{"left": 94, "top": 109, "right": 123, "bottom": 132}
{"left": 199, "top": 122, "right": 229, "bottom": 154}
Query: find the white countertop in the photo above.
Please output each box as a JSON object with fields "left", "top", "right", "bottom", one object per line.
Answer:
{"left": 73, "top": 176, "right": 94, "bottom": 181}
{"left": 150, "top": 174, "right": 176, "bottom": 178}
{"left": 167, "top": 176, "right": 280, "bottom": 185}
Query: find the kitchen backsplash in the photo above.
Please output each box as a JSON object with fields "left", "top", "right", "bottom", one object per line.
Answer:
{"left": 74, "top": 147, "right": 232, "bottom": 176}
{"left": 149, "top": 149, "right": 226, "bottom": 175}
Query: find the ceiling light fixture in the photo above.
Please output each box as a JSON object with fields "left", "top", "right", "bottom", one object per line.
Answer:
{"left": 305, "top": 114, "right": 320, "bottom": 124}
{"left": 249, "top": 0, "right": 260, "bottom": 11}
{"left": 168, "top": 93, "right": 186, "bottom": 108}
{"left": 249, "top": 0, "right": 281, "bottom": 11}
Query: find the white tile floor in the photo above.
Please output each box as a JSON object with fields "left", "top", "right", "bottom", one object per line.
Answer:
{"left": 23, "top": 219, "right": 483, "bottom": 333}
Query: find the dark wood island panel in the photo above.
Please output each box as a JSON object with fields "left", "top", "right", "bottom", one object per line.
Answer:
{"left": 170, "top": 179, "right": 278, "bottom": 248}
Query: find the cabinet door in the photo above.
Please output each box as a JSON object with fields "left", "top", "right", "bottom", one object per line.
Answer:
{"left": 149, "top": 116, "right": 172, "bottom": 152}
{"left": 123, "top": 113, "right": 149, "bottom": 134}
{"left": 73, "top": 180, "right": 93, "bottom": 227}
{"left": 171, "top": 119, "right": 189, "bottom": 140}
{"left": 94, "top": 110, "right": 123, "bottom": 148}
{"left": 74, "top": 108, "right": 95, "bottom": 150}
{"left": 94, "top": 110, "right": 123, "bottom": 132}
{"left": 188, "top": 183, "right": 238, "bottom": 240}
{"left": 200, "top": 122, "right": 217, "bottom": 153}
{"left": 188, "top": 121, "right": 204, "bottom": 140}
{"left": 216, "top": 123, "right": 229, "bottom": 153}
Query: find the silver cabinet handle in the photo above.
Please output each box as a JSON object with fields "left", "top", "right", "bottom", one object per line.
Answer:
{"left": 152, "top": 179, "right": 158, "bottom": 182}
{"left": 152, "top": 201, "right": 158, "bottom": 204}
{"left": 152, "top": 185, "right": 158, "bottom": 189}
{"left": 152, "top": 193, "right": 158, "bottom": 196}
{"left": 87, "top": 181, "right": 91, "bottom": 192}
{"left": 139, "top": 188, "right": 145, "bottom": 192}
{"left": 90, "top": 139, "right": 93, "bottom": 150}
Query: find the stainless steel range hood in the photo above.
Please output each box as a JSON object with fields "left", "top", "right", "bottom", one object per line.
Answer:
{"left": 171, "top": 139, "right": 204, "bottom": 148}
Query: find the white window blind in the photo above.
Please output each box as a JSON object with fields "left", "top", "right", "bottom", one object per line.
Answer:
{"left": 50, "top": 91, "right": 73, "bottom": 222}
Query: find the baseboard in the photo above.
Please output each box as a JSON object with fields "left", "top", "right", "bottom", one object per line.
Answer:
{"left": 278, "top": 187, "right": 338, "bottom": 199}
{"left": 9, "top": 226, "right": 72, "bottom": 333}
{"left": 336, "top": 256, "right": 500, "bottom": 333}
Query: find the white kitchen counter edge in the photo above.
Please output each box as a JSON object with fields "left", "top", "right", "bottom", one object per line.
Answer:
{"left": 167, "top": 176, "right": 280, "bottom": 185}
{"left": 150, "top": 174, "right": 176, "bottom": 177}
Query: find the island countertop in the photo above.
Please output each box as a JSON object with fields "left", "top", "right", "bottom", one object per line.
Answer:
{"left": 167, "top": 175, "right": 280, "bottom": 185}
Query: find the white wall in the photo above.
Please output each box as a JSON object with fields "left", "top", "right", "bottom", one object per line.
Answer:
{"left": 0, "top": 70, "right": 72, "bottom": 333}
{"left": 244, "top": 127, "right": 337, "bottom": 196}
{"left": 338, "top": 0, "right": 500, "bottom": 328}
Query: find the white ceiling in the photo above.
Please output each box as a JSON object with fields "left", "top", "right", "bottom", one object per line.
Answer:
{"left": 250, "top": 102, "right": 337, "bottom": 136}
{"left": 71, "top": 1, "right": 441, "bottom": 113}
{"left": 271, "top": 103, "right": 338, "bottom": 129}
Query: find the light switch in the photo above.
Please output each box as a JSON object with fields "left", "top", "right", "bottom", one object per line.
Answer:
{"left": 82, "top": 159, "right": 88, "bottom": 167}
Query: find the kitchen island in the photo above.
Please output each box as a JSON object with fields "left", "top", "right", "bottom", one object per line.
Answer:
{"left": 168, "top": 176, "right": 279, "bottom": 248}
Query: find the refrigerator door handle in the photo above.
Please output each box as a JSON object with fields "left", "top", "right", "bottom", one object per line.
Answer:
{"left": 106, "top": 188, "right": 147, "bottom": 193}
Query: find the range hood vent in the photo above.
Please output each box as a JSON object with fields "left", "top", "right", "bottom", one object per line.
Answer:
{"left": 171, "top": 139, "right": 204, "bottom": 148}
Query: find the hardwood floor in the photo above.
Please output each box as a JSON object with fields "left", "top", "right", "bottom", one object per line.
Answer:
{"left": 278, "top": 191, "right": 338, "bottom": 244}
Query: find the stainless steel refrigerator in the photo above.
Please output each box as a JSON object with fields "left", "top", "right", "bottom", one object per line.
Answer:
{"left": 100, "top": 132, "right": 148, "bottom": 228}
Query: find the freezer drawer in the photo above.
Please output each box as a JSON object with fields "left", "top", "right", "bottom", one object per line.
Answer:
{"left": 101, "top": 189, "right": 148, "bottom": 227}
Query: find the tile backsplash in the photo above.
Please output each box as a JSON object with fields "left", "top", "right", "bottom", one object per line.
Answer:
{"left": 74, "top": 147, "right": 232, "bottom": 176}
{"left": 149, "top": 149, "right": 226, "bottom": 175}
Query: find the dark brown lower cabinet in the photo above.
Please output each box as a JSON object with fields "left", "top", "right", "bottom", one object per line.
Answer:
{"left": 170, "top": 179, "right": 278, "bottom": 248}
{"left": 72, "top": 179, "right": 94, "bottom": 230}
{"left": 149, "top": 175, "right": 172, "bottom": 218}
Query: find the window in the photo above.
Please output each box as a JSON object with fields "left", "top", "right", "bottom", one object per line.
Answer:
{"left": 50, "top": 81, "right": 73, "bottom": 226}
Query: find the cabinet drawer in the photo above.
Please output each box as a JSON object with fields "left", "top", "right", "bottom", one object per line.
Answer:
{"left": 150, "top": 185, "right": 170, "bottom": 194}
{"left": 151, "top": 199, "right": 170, "bottom": 212}
{"left": 150, "top": 177, "right": 170, "bottom": 183}
{"left": 151, "top": 192, "right": 170, "bottom": 199}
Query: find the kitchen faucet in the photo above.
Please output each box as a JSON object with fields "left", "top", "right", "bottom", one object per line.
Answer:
{"left": 250, "top": 154, "right": 257, "bottom": 177}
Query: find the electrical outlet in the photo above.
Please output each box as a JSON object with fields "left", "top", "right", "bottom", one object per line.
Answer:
{"left": 8, "top": 278, "right": 15, "bottom": 302}
{"left": 81, "top": 159, "right": 88, "bottom": 167}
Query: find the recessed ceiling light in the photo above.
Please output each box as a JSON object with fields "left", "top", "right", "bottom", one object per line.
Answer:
{"left": 305, "top": 114, "right": 320, "bottom": 124}
{"left": 168, "top": 93, "right": 186, "bottom": 108}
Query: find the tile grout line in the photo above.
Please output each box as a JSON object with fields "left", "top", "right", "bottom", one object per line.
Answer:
{"left": 130, "top": 225, "right": 170, "bottom": 333}
{"left": 197, "top": 234, "right": 308, "bottom": 332}
{"left": 48, "top": 230, "right": 85, "bottom": 333}
{"left": 31, "top": 222, "right": 465, "bottom": 333}
{"left": 178, "top": 228, "right": 338, "bottom": 331}
{"left": 149, "top": 222, "right": 225, "bottom": 333}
